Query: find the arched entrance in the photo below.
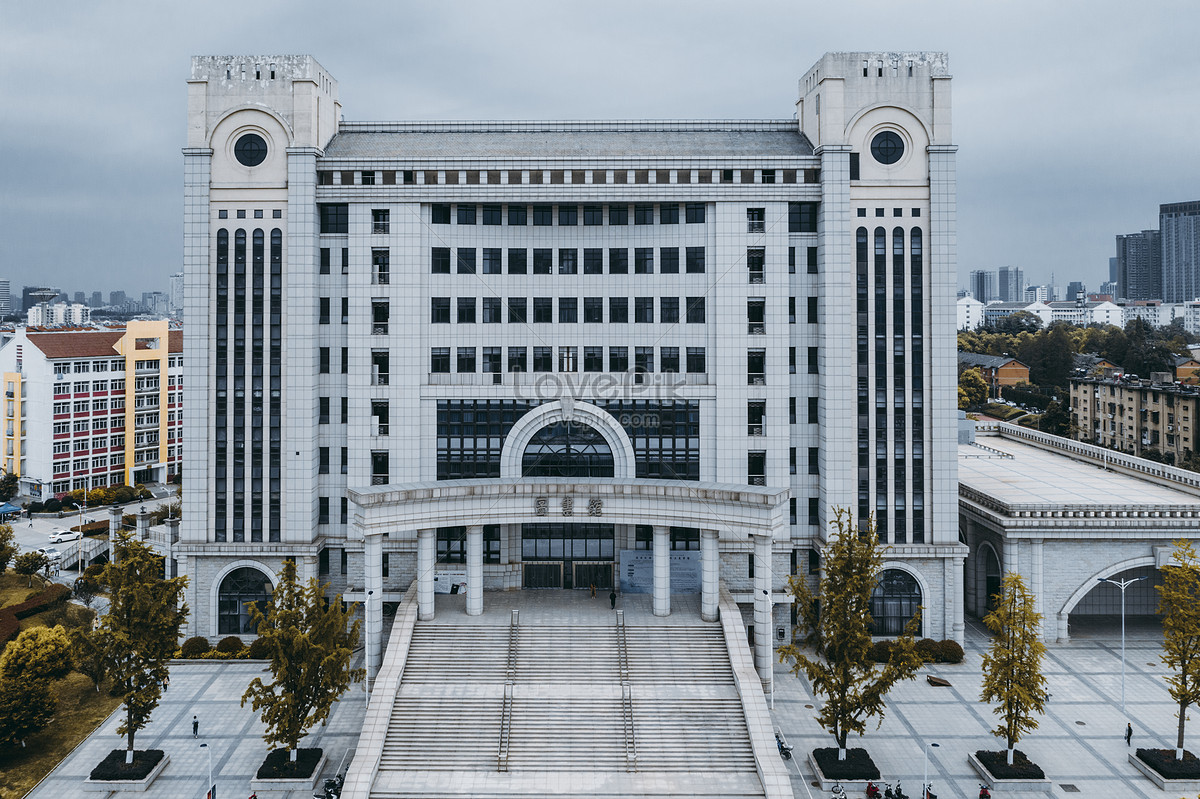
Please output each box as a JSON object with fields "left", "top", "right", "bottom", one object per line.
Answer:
{"left": 217, "top": 566, "right": 272, "bottom": 635}
{"left": 1067, "top": 564, "right": 1163, "bottom": 638}
{"left": 981, "top": 544, "right": 1001, "bottom": 614}
{"left": 521, "top": 421, "right": 615, "bottom": 478}
{"left": 869, "top": 569, "right": 922, "bottom": 636}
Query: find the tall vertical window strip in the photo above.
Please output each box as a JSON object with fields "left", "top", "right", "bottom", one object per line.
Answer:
{"left": 910, "top": 227, "right": 924, "bottom": 543}
{"left": 233, "top": 229, "right": 246, "bottom": 542}
{"left": 855, "top": 228, "right": 869, "bottom": 527}
{"left": 251, "top": 230, "right": 264, "bottom": 543}
{"left": 891, "top": 227, "right": 906, "bottom": 544}
{"left": 214, "top": 230, "right": 228, "bottom": 542}
{"left": 269, "top": 230, "right": 282, "bottom": 542}
{"left": 873, "top": 227, "right": 888, "bottom": 542}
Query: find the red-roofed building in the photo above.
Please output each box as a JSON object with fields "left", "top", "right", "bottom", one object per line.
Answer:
{"left": 0, "top": 321, "right": 182, "bottom": 498}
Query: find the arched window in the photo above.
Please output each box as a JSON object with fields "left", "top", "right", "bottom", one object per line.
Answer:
{"left": 522, "top": 421, "right": 615, "bottom": 478}
{"left": 217, "top": 567, "right": 272, "bottom": 635}
{"left": 869, "top": 568, "right": 921, "bottom": 636}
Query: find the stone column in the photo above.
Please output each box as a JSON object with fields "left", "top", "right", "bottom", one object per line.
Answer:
{"left": 652, "top": 525, "right": 670, "bottom": 617}
{"left": 1057, "top": 611, "right": 1070, "bottom": 643}
{"left": 108, "top": 506, "right": 124, "bottom": 562}
{"left": 135, "top": 506, "right": 150, "bottom": 541}
{"left": 952, "top": 555, "right": 966, "bottom": 645}
{"left": 753, "top": 533, "right": 773, "bottom": 697}
{"left": 364, "top": 531, "right": 383, "bottom": 684}
{"left": 1030, "top": 538, "right": 1045, "bottom": 642}
{"left": 417, "top": 529, "right": 435, "bottom": 621}
{"left": 700, "top": 529, "right": 719, "bottom": 622}
{"left": 466, "top": 524, "right": 483, "bottom": 616}
{"left": 1003, "top": 539, "right": 1018, "bottom": 575}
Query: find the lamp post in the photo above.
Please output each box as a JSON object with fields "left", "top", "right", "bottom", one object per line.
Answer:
{"left": 923, "top": 741, "right": 939, "bottom": 799}
{"left": 366, "top": 589, "right": 374, "bottom": 702}
{"left": 1098, "top": 575, "right": 1148, "bottom": 713}
{"left": 199, "top": 742, "right": 213, "bottom": 799}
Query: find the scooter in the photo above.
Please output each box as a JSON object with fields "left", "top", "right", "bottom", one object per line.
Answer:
{"left": 865, "top": 780, "right": 882, "bottom": 798}
{"left": 922, "top": 784, "right": 937, "bottom": 799}
{"left": 313, "top": 771, "right": 344, "bottom": 799}
{"left": 885, "top": 781, "right": 908, "bottom": 799}
{"left": 978, "top": 785, "right": 991, "bottom": 799}
{"left": 775, "top": 732, "right": 793, "bottom": 760}
{"left": 830, "top": 783, "right": 847, "bottom": 798}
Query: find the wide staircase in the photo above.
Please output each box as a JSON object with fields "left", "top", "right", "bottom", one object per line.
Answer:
{"left": 366, "top": 598, "right": 781, "bottom": 799}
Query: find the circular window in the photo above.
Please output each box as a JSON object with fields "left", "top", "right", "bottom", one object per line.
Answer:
{"left": 234, "top": 133, "right": 268, "bottom": 167}
{"left": 870, "top": 131, "right": 905, "bottom": 165}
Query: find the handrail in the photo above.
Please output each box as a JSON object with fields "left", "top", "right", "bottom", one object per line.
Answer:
{"left": 497, "top": 608, "right": 518, "bottom": 772}
{"left": 616, "top": 610, "right": 636, "bottom": 772}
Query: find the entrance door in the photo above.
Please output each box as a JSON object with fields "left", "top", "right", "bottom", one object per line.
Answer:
{"left": 523, "top": 562, "right": 563, "bottom": 589}
{"left": 521, "top": 523, "right": 615, "bottom": 590}
{"left": 573, "top": 562, "right": 614, "bottom": 591}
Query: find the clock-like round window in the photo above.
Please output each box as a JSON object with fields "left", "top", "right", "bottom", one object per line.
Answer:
{"left": 234, "top": 133, "right": 268, "bottom": 167}
{"left": 870, "top": 131, "right": 904, "bottom": 165}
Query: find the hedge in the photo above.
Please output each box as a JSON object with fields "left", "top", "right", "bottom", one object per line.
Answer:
{"left": 868, "top": 636, "right": 964, "bottom": 664}
{"left": 0, "top": 582, "right": 70, "bottom": 645}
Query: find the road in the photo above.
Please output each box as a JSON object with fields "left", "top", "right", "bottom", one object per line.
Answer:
{"left": 10, "top": 485, "right": 179, "bottom": 557}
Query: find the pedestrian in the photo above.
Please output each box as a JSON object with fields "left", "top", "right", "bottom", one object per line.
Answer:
{"left": 1126, "top": 722, "right": 1133, "bottom": 747}
{"left": 162, "top": 675, "right": 169, "bottom": 692}
{"left": 589, "top": 583, "right": 596, "bottom": 599}
{"left": 609, "top": 590, "right": 617, "bottom": 609}
{"left": 192, "top": 715, "right": 199, "bottom": 738}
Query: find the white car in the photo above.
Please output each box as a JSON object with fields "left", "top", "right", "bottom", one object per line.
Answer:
{"left": 35, "top": 546, "right": 62, "bottom": 563}
{"left": 48, "top": 529, "right": 83, "bottom": 544}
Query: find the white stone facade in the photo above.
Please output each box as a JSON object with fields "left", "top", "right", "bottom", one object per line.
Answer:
{"left": 180, "top": 52, "right": 964, "bottom": 682}
{"left": 957, "top": 295, "right": 984, "bottom": 330}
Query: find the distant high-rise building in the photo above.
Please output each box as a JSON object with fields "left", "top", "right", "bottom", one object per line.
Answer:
{"left": 1067, "top": 281, "right": 1086, "bottom": 300}
{"left": 1109, "top": 257, "right": 1119, "bottom": 283}
{"left": 0, "top": 280, "right": 10, "bottom": 316}
{"left": 168, "top": 273, "right": 184, "bottom": 319}
{"left": 1162, "top": 201, "right": 1200, "bottom": 302}
{"left": 90, "top": 291, "right": 103, "bottom": 307}
{"left": 73, "top": 291, "right": 86, "bottom": 304}
{"left": 22, "top": 287, "right": 64, "bottom": 313}
{"left": 1025, "top": 285, "right": 1049, "bottom": 303}
{"left": 1116, "top": 230, "right": 1162, "bottom": 301}
{"left": 1100, "top": 280, "right": 1118, "bottom": 297}
{"left": 109, "top": 290, "right": 127, "bottom": 307}
{"left": 970, "top": 269, "right": 997, "bottom": 302}
{"left": 997, "top": 266, "right": 1024, "bottom": 302}
{"left": 141, "top": 291, "right": 170, "bottom": 316}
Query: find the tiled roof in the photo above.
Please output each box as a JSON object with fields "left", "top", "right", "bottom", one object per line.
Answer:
{"left": 26, "top": 328, "right": 182, "bottom": 360}
{"left": 322, "top": 123, "right": 815, "bottom": 160}
{"left": 958, "top": 352, "right": 1024, "bottom": 369}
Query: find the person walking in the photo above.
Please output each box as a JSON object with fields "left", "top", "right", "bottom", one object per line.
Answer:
{"left": 162, "top": 675, "right": 169, "bottom": 692}
{"left": 1125, "top": 722, "right": 1133, "bottom": 747}
{"left": 609, "top": 590, "right": 617, "bottom": 609}
{"left": 192, "top": 715, "right": 199, "bottom": 738}
{"left": 589, "top": 583, "right": 596, "bottom": 599}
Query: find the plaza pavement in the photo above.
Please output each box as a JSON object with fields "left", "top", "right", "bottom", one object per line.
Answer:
{"left": 773, "top": 617, "right": 1180, "bottom": 799}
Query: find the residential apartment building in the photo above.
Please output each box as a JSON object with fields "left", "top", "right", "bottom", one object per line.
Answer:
{"left": 1116, "top": 230, "right": 1162, "bottom": 301}
{"left": 28, "top": 302, "right": 91, "bottom": 326}
{"left": 1070, "top": 375, "right": 1200, "bottom": 464}
{"left": 957, "top": 295, "right": 984, "bottom": 330}
{"left": 179, "top": 52, "right": 963, "bottom": 688}
{"left": 0, "top": 321, "right": 183, "bottom": 498}
{"left": 1162, "top": 201, "right": 1200, "bottom": 303}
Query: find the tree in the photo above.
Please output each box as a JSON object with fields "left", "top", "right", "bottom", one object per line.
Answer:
{"left": 0, "top": 523, "right": 16, "bottom": 573}
{"left": 14, "top": 550, "right": 48, "bottom": 587}
{"left": 242, "top": 559, "right": 363, "bottom": 763}
{"left": 780, "top": 509, "right": 923, "bottom": 760}
{"left": 0, "top": 472, "right": 18, "bottom": 502}
{"left": 992, "top": 311, "right": 1043, "bottom": 334}
{"left": 979, "top": 572, "right": 1048, "bottom": 765}
{"left": 1038, "top": 399, "right": 1074, "bottom": 437}
{"left": 94, "top": 531, "right": 188, "bottom": 763}
{"left": 73, "top": 574, "right": 101, "bottom": 609}
{"left": 70, "top": 627, "right": 108, "bottom": 692}
{"left": 958, "top": 368, "right": 989, "bottom": 409}
{"left": 1158, "top": 540, "right": 1200, "bottom": 760}
{"left": 0, "top": 626, "right": 73, "bottom": 746}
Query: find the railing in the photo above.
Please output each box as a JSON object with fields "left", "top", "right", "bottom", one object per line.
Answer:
{"left": 498, "top": 609, "right": 518, "bottom": 772}
{"left": 371, "top": 475, "right": 387, "bottom": 486}
{"left": 747, "top": 221, "right": 765, "bottom": 233}
{"left": 375, "top": 423, "right": 389, "bottom": 436}
{"left": 616, "top": 611, "right": 637, "bottom": 772}
{"left": 748, "top": 271, "right": 765, "bottom": 284}
{"left": 372, "top": 223, "right": 389, "bottom": 234}
{"left": 748, "top": 475, "right": 766, "bottom": 486}
{"left": 747, "top": 373, "right": 766, "bottom": 385}
{"left": 372, "top": 373, "right": 389, "bottom": 386}
{"left": 747, "top": 424, "right": 764, "bottom": 436}
{"left": 747, "top": 323, "right": 765, "bottom": 335}
{"left": 374, "top": 272, "right": 390, "bottom": 285}
{"left": 372, "top": 324, "right": 388, "bottom": 335}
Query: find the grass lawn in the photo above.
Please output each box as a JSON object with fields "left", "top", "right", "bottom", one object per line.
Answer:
{"left": 0, "top": 571, "right": 119, "bottom": 798}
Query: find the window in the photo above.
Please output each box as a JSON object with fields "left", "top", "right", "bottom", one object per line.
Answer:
{"left": 762, "top": 169, "right": 776, "bottom": 184}
{"left": 430, "top": 348, "right": 450, "bottom": 373}
{"left": 319, "top": 348, "right": 330, "bottom": 374}
{"left": 660, "top": 297, "right": 679, "bottom": 323}
{"left": 685, "top": 247, "right": 705, "bottom": 273}
{"left": 558, "top": 248, "right": 577, "bottom": 274}
{"left": 609, "top": 204, "right": 628, "bottom": 225}
{"left": 318, "top": 297, "right": 330, "bottom": 324}
{"left": 457, "top": 348, "right": 476, "bottom": 373}
{"left": 508, "top": 297, "right": 527, "bottom": 323}
{"left": 431, "top": 297, "right": 450, "bottom": 323}
{"left": 660, "top": 203, "right": 680, "bottom": 225}
{"left": 789, "top": 202, "right": 819, "bottom": 233}
{"left": 747, "top": 207, "right": 765, "bottom": 233}
{"left": 533, "top": 249, "right": 552, "bottom": 274}
{"left": 371, "top": 451, "right": 389, "bottom": 485}
{"left": 342, "top": 396, "right": 349, "bottom": 424}
{"left": 634, "top": 204, "right": 654, "bottom": 225}
{"left": 342, "top": 296, "right": 349, "bottom": 324}
{"left": 532, "top": 205, "right": 553, "bottom": 226}
{"left": 660, "top": 347, "right": 679, "bottom": 373}
{"left": 372, "top": 209, "right": 390, "bottom": 234}
{"left": 508, "top": 205, "right": 527, "bottom": 225}
{"left": 788, "top": 246, "right": 796, "bottom": 274}
{"left": 685, "top": 297, "right": 705, "bottom": 323}
{"left": 372, "top": 248, "right": 390, "bottom": 284}
{"left": 372, "top": 300, "right": 389, "bottom": 334}
{"left": 558, "top": 347, "right": 577, "bottom": 372}
{"left": 533, "top": 347, "right": 553, "bottom": 372}
{"left": 808, "top": 396, "right": 819, "bottom": 424}
{"left": 431, "top": 247, "right": 451, "bottom": 273}
{"left": 482, "top": 297, "right": 502, "bottom": 323}
{"left": 583, "top": 205, "right": 603, "bottom": 225}
{"left": 808, "top": 296, "right": 818, "bottom": 324}
{"left": 747, "top": 451, "right": 766, "bottom": 485}
{"left": 319, "top": 447, "right": 330, "bottom": 474}
{"left": 456, "top": 248, "right": 476, "bottom": 274}
{"left": 318, "top": 204, "right": 348, "bottom": 234}
{"left": 483, "top": 248, "right": 502, "bottom": 274}
{"left": 319, "top": 396, "right": 330, "bottom": 424}
{"left": 508, "top": 248, "right": 527, "bottom": 274}
{"left": 558, "top": 205, "right": 578, "bottom": 226}
{"left": 808, "top": 447, "right": 820, "bottom": 475}
{"left": 457, "top": 204, "right": 476, "bottom": 225}
{"left": 533, "top": 297, "right": 553, "bottom": 323}
{"left": 320, "top": 247, "right": 331, "bottom": 274}
{"left": 482, "top": 204, "right": 502, "bottom": 225}
{"left": 609, "top": 347, "right": 629, "bottom": 372}
{"left": 584, "top": 248, "right": 603, "bottom": 274}
{"left": 635, "top": 297, "right": 654, "bottom": 323}
{"left": 809, "top": 497, "right": 820, "bottom": 526}
{"left": 748, "top": 400, "right": 765, "bottom": 435}
{"left": 660, "top": 247, "right": 679, "bottom": 274}
{"left": 482, "top": 347, "right": 502, "bottom": 374}
{"left": 457, "top": 297, "right": 476, "bottom": 324}
{"left": 584, "top": 297, "right": 603, "bottom": 323}
{"left": 808, "top": 346, "right": 819, "bottom": 374}
{"left": 584, "top": 346, "right": 604, "bottom": 372}
{"left": 849, "top": 152, "right": 860, "bottom": 181}
{"left": 807, "top": 246, "right": 819, "bottom": 274}
{"left": 635, "top": 248, "right": 654, "bottom": 274}
{"left": 685, "top": 203, "right": 705, "bottom": 223}
{"left": 686, "top": 347, "right": 706, "bottom": 373}
{"left": 558, "top": 297, "right": 578, "bottom": 323}
{"left": 609, "top": 297, "right": 628, "bottom": 323}
{"left": 609, "top": 248, "right": 628, "bottom": 274}
{"left": 508, "top": 347, "right": 527, "bottom": 372}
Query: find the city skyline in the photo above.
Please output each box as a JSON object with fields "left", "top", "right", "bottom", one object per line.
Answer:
{"left": 3, "top": 1, "right": 1199, "bottom": 293}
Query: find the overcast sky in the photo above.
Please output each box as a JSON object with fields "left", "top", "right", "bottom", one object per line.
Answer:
{"left": 2, "top": 0, "right": 1198, "bottom": 299}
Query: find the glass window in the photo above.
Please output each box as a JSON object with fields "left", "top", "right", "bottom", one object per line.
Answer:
{"left": 318, "top": 204, "right": 348, "bottom": 234}
{"left": 558, "top": 205, "right": 578, "bottom": 226}
{"left": 533, "top": 297, "right": 553, "bottom": 323}
{"left": 532, "top": 205, "right": 553, "bottom": 226}
{"left": 558, "top": 249, "right": 577, "bottom": 274}
{"left": 430, "top": 348, "right": 450, "bottom": 373}
{"left": 609, "top": 248, "right": 628, "bottom": 274}
{"left": 583, "top": 205, "right": 603, "bottom": 225}
{"left": 431, "top": 204, "right": 451, "bottom": 224}
{"left": 685, "top": 247, "right": 705, "bottom": 273}
{"left": 457, "top": 205, "right": 476, "bottom": 225}
{"left": 634, "top": 204, "right": 654, "bottom": 225}
{"left": 508, "top": 347, "right": 527, "bottom": 372}
{"left": 508, "top": 248, "right": 527, "bottom": 274}
{"left": 584, "top": 248, "right": 603, "bottom": 274}
{"left": 685, "top": 297, "right": 705, "bottom": 323}
{"left": 431, "top": 247, "right": 451, "bottom": 274}
{"left": 660, "top": 347, "right": 679, "bottom": 373}
{"left": 660, "top": 247, "right": 679, "bottom": 274}
{"left": 533, "top": 347, "right": 553, "bottom": 372}
{"left": 533, "top": 249, "right": 552, "bottom": 274}
{"left": 660, "top": 297, "right": 679, "bottom": 323}
{"left": 584, "top": 297, "right": 604, "bottom": 323}
{"left": 508, "top": 205, "right": 527, "bottom": 225}
{"left": 685, "top": 203, "right": 705, "bottom": 223}
{"left": 634, "top": 248, "right": 654, "bottom": 274}
{"left": 609, "top": 297, "right": 628, "bottom": 323}
{"left": 456, "top": 248, "right": 476, "bottom": 274}
{"left": 482, "top": 204, "right": 502, "bottom": 225}
{"left": 558, "top": 297, "right": 578, "bottom": 323}
{"left": 608, "top": 205, "right": 628, "bottom": 225}
{"left": 659, "top": 203, "right": 679, "bottom": 225}
{"left": 482, "top": 297, "right": 502, "bottom": 323}
{"left": 508, "top": 297, "right": 527, "bottom": 323}
{"left": 686, "top": 348, "right": 706, "bottom": 373}
{"left": 482, "top": 248, "right": 502, "bottom": 274}
{"left": 457, "top": 348, "right": 476, "bottom": 373}
{"left": 457, "top": 297, "right": 476, "bottom": 323}
{"left": 635, "top": 297, "right": 654, "bottom": 323}
{"left": 609, "top": 347, "right": 628, "bottom": 372}
{"left": 584, "top": 346, "right": 603, "bottom": 371}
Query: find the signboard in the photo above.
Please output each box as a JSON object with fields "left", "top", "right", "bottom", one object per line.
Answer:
{"left": 433, "top": 570, "right": 467, "bottom": 594}
{"left": 618, "top": 550, "right": 700, "bottom": 594}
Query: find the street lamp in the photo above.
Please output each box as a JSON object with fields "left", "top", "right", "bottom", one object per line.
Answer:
{"left": 366, "top": 589, "right": 374, "bottom": 702}
{"left": 1098, "top": 575, "right": 1148, "bottom": 713}
{"left": 199, "top": 742, "right": 213, "bottom": 799}
{"left": 923, "top": 741, "right": 939, "bottom": 799}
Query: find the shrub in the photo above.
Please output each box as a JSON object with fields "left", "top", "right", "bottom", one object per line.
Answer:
{"left": 43, "top": 498, "right": 62, "bottom": 513}
{"left": 122, "top": 514, "right": 136, "bottom": 528}
{"left": 915, "top": 638, "right": 939, "bottom": 663}
{"left": 89, "top": 749, "right": 165, "bottom": 781}
{"left": 26, "top": 501, "right": 43, "bottom": 514}
{"left": 0, "top": 583, "right": 71, "bottom": 646}
{"left": 216, "top": 636, "right": 246, "bottom": 655}
{"left": 256, "top": 747, "right": 323, "bottom": 779}
{"left": 180, "top": 636, "right": 211, "bottom": 658}
{"left": 934, "top": 639, "right": 964, "bottom": 663}
{"left": 84, "top": 563, "right": 105, "bottom": 579}
{"left": 867, "top": 640, "right": 893, "bottom": 663}
{"left": 110, "top": 485, "right": 137, "bottom": 505}
{"left": 247, "top": 637, "right": 271, "bottom": 659}
{"left": 72, "top": 520, "right": 109, "bottom": 535}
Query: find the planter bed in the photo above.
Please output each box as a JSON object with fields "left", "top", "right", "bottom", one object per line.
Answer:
{"left": 808, "top": 747, "right": 880, "bottom": 791}
{"left": 968, "top": 750, "right": 1051, "bottom": 793}
{"left": 1129, "top": 748, "right": 1200, "bottom": 792}
{"left": 82, "top": 750, "right": 168, "bottom": 792}
{"left": 249, "top": 747, "right": 326, "bottom": 793}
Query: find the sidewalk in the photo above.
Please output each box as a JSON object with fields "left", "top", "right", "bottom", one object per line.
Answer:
{"left": 773, "top": 617, "right": 1174, "bottom": 798}
{"left": 25, "top": 659, "right": 367, "bottom": 799}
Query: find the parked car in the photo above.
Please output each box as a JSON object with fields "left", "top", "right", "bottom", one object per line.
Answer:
{"left": 35, "top": 546, "right": 62, "bottom": 563}
{"left": 48, "top": 529, "right": 82, "bottom": 543}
